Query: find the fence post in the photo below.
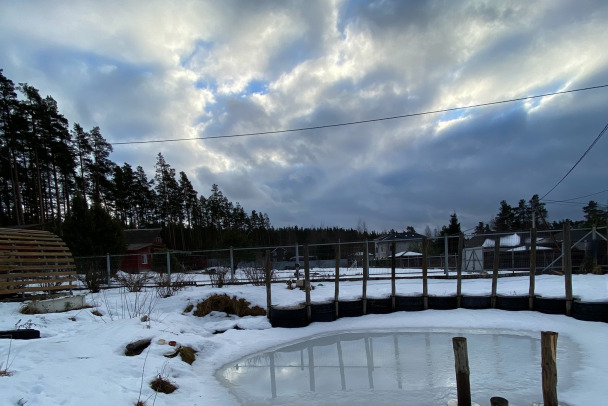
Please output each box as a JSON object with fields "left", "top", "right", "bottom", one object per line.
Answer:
{"left": 265, "top": 249, "right": 271, "bottom": 319}
{"left": 456, "top": 234, "right": 463, "bottom": 308}
{"left": 541, "top": 331, "right": 559, "bottom": 406}
{"left": 529, "top": 228, "right": 537, "bottom": 310}
{"left": 106, "top": 253, "right": 111, "bottom": 286}
{"left": 391, "top": 241, "right": 396, "bottom": 311}
{"left": 490, "top": 397, "right": 508, "bottom": 406}
{"left": 491, "top": 236, "right": 500, "bottom": 308}
{"left": 422, "top": 237, "right": 428, "bottom": 310}
{"left": 166, "top": 250, "right": 171, "bottom": 287}
{"left": 362, "top": 240, "right": 368, "bottom": 315}
{"left": 230, "top": 246, "right": 235, "bottom": 283}
{"left": 452, "top": 337, "right": 472, "bottom": 406}
{"left": 444, "top": 235, "right": 449, "bottom": 276}
{"left": 335, "top": 242, "right": 340, "bottom": 319}
{"left": 563, "top": 223, "right": 573, "bottom": 316}
{"left": 304, "top": 244, "right": 311, "bottom": 322}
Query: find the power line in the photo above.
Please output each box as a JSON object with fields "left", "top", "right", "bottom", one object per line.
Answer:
{"left": 111, "top": 83, "right": 608, "bottom": 146}
{"left": 544, "top": 188, "right": 608, "bottom": 204}
{"left": 540, "top": 121, "right": 608, "bottom": 200}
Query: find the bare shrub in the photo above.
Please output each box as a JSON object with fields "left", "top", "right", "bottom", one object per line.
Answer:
{"left": 154, "top": 273, "right": 193, "bottom": 298}
{"left": 208, "top": 267, "right": 229, "bottom": 288}
{"left": 241, "top": 267, "right": 274, "bottom": 286}
{"left": 78, "top": 268, "right": 106, "bottom": 293}
{"left": 193, "top": 294, "right": 266, "bottom": 317}
{"left": 116, "top": 272, "right": 152, "bottom": 292}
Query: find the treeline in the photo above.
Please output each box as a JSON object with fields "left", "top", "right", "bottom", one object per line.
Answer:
{"left": 473, "top": 195, "right": 606, "bottom": 234}
{"left": 0, "top": 69, "right": 374, "bottom": 254}
{"left": 0, "top": 69, "right": 278, "bottom": 250}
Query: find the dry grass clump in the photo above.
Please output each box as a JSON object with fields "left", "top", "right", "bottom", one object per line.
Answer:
{"left": 183, "top": 303, "right": 194, "bottom": 313}
{"left": 0, "top": 364, "right": 13, "bottom": 377}
{"left": 150, "top": 374, "right": 178, "bottom": 394}
{"left": 193, "top": 294, "right": 266, "bottom": 318}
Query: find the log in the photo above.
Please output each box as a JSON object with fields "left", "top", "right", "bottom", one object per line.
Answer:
{"left": 541, "top": 331, "right": 558, "bottom": 406}
{"left": 452, "top": 337, "right": 471, "bottom": 406}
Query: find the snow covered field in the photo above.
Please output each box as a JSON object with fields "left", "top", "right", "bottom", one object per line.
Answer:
{"left": 1, "top": 274, "right": 607, "bottom": 405}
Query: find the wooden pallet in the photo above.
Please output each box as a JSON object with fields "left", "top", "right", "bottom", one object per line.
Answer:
{"left": 0, "top": 228, "right": 77, "bottom": 296}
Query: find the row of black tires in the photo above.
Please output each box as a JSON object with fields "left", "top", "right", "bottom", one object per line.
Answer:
{"left": 270, "top": 296, "right": 608, "bottom": 328}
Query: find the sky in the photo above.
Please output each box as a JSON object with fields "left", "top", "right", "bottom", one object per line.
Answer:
{"left": 1, "top": 0, "right": 607, "bottom": 233}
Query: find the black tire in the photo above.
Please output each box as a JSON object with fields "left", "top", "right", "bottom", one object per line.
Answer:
{"left": 338, "top": 300, "right": 364, "bottom": 318}
{"left": 572, "top": 300, "right": 608, "bottom": 323}
{"left": 311, "top": 302, "right": 336, "bottom": 322}
{"left": 0, "top": 329, "right": 40, "bottom": 340}
{"left": 534, "top": 297, "right": 567, "bottom": 315}
{"left": 270, "top": 306, "right": 309, "bottom": 328}
{"left": 394, "top": 295, "right": 424, "bottom": 312}
{"left": 495, "top": 295, "right": 529, "bottom": 311}
{"left": 428, "top": 295, "right": 458, "bottom": 310}
{"left": 367, "top": 298, "right": 393, "bottom": 314}
{"left": 460, "top": 295, "right": 492, "bottom": 309}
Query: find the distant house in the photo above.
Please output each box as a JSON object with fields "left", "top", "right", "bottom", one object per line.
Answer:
{"left": 121, "top": 228, "right": 165, "bottom": 273}
{"left": 463, "top": 232, "right": 557, "bottom": 272}
{"left": 374, "top": 231, "right": 426, "bottom": 260}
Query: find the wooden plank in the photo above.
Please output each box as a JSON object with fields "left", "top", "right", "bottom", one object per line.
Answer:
{"left": 1, "top": 257, "right": 75, "bottom": 264}
{"left": 452, "top": 337, "right": 472, "bottom": 406}
{"left": 0, "top": 251, "right": 73, "bottom": 258}
{"left": 0, "top": 284, "right": 78, "bottom": 294}
{"left": 0, "top": 244, "right": 70, "bottom": 251}
{"left": 1, "top": 264, "right": 76, "bottom": 272}
{"left": 0, "top": 277, "right": 77, "bottom": 288}
{"left": 541, "top": 331, "right": 559, "bottom": 406}
{"left": 0, "top": 271, "right": 78, "bottom": 279}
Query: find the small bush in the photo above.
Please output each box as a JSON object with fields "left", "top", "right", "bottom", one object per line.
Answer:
{"left": 78, "top": 268, "right": 106, "bottom": 293}
{"left": 150, "top": 374, "right": 178, "bottom": 394}
{"left": 193, "top": 294, "right": 266, "bottom": 318}
{"left": 241, "top": 267, "right": 274, "bottom": 286}
{"left": 208, "top": 267, "right": 229, "bottom": 288}
{"left": 117, "top": 272, "right": 152, "bottom": 292}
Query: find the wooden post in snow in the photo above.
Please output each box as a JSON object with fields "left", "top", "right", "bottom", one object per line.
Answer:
{"left": 335, "top": 242, "right": 340, "bottom": 319}
{"left": 456, "top": 233, "right": 464, "bottom": 308}
{"left": 304, "top": 244, "right": 311, "bottom": 322}
{"left": 362, "top": 240, "right": 368, "bottom": 315}
{"left": 422, "top": 237, "right": 429, "bottom": 310}
{"left": 452, "top": 337, "right": 472, "bottom": 406}
{"left": 265, "top": 250, "right": 271, "bottom": 319}
{"left": 541, "top": 331, "right": 559, "bottom": 406}
{"left": 391, "top": 241, "right": 396, "bottom": 311}
{"left": 491, "top": 236, "right": 500, "bottom": 308}
{"left": 563, "top": 223, "right": 573, "bottom": 316}
{"left": 529, "top": 227, "right": 537, "bottom": 310}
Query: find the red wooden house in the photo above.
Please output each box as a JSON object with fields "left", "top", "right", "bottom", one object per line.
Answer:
{"left": 120, "top": 228, "right": 165, "bottom": 273}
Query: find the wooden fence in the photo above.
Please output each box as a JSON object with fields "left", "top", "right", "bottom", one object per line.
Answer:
{"left": 0, "top": 228, "right": 77, "bottom": 296}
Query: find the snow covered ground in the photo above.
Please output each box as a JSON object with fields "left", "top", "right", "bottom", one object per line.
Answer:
{"left": 0, "top": 274, "right": 607, "bottom": 406}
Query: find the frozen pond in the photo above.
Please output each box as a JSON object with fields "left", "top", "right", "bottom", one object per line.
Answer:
{"left": 217, "top": 329, "right": 579, "bottom": 406}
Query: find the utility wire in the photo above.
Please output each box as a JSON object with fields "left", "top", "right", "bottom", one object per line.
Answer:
{"left": 111, "top": 83, "right": 608, "bottom": 146}
{"left": 544, "top": 188, "right": 608, "bottom": 204}
{"left": 540, "top": 121, "right": 608, "bottom": 200}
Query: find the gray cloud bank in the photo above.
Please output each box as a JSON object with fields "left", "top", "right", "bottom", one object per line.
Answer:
{"left": 1, "top": 0, "right": 607, "bottom": 232}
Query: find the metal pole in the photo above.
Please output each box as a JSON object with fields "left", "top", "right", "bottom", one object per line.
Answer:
{"left": 106, "top": 253, "right": 111, "bottom": 286}
{"left": 230, "top": 246, "right": 235, "bottom": 283}
{"left": 166, "top": 250, "right": 171, "bottom": 287}
{"left": 564, "top": 223, "right": 573, "bottom": 316}
{"left": 529, "top": 228, "right": 537, "bottom": 310}
{"left": 444, "top": 236, "right": 449, "bottom": 275}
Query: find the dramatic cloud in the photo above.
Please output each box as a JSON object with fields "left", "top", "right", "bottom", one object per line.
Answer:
{"left": 1, "top": 0, "right": 607, "bottom": 232}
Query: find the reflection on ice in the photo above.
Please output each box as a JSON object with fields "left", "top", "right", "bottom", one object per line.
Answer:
{"left": 217, "top": 330, "right": 578, "bottom": 406}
